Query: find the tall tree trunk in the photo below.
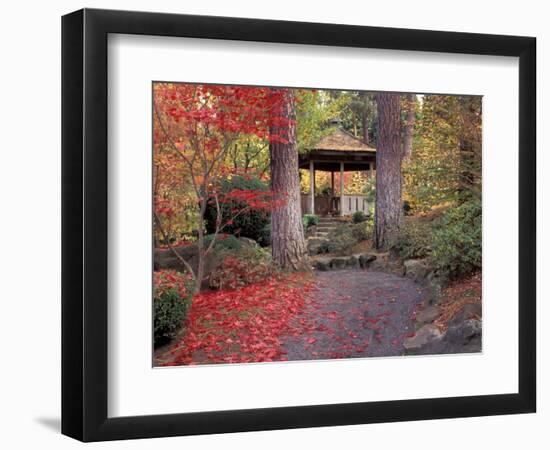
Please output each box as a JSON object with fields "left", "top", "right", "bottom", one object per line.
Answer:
{"left": 402, "top": 93, "right": 415, "bottom": 161}
{"left": 375, "top": 92, "right": 403, "bottom": 249}
{"left": 269, "top": 90, "right": 309, "bottom": 271}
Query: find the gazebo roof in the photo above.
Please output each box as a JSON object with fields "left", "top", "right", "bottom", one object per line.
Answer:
{"left": 299, "top": 127, "right": 376, "bottom": 172}
{"left": 310, "top": 127, "right": 376, "bottom": 152}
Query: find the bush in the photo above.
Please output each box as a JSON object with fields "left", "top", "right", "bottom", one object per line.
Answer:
{"left": 153, "top": 270, "right": 194, "bottom": 345}
{"left": 320, "top": 225, "right": 359, "bottom": 255}
{"left": 303, "top": 214, "right": 319, "bottom": 229}
{"left": 431, "top": 198, "right": 482, "bottom": 280}
{"left": 209, "top": 246, "right": 275, "bottom": 290}
{"left": 393, "top": 221, "right": 434, "bottom": 260}
{"left": 203, "top": 234, "right": 243, "bottom": 253}
{"left": 350, "top": 221, "right": 373, "bottom": 241}
{"left": 352, "top": 211, "right": 367, "bottom": 224}
{"left": 204, "top": 175, "right": 270, "bottom": 242}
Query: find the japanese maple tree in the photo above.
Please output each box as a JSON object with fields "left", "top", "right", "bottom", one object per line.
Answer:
{"left": 153, "top": 83, "right": 303, "bottom": 289}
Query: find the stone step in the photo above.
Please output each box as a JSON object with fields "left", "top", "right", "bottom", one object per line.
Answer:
{"left": 313, "top": 253, "right": 377, "bottom": 271}
{"left": 316, "top": 226, "right": 337, "bottom": 232}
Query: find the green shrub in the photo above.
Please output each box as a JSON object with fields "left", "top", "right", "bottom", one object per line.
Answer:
{"left": 393, "top": 221, "right": 434, "bottom": 260}
{"left": 350, "top": 221, "right": 373, "bottom": 241}
{"left": 153, "top": 270, "right": 194, "bottom": 345}
{"left": 203, "top": 234, "right": 243, "bottom": 253}
{"left": 352, "top": 211, "right": 368, "bottom": 223}
{"left": 431, "top": 198, "right": 481, "bottom": 280}
{"left": 303, "top": 214, "right": 319, "bottom": 229}
{"left": 209, "top": 246, "right": 275, "bottom": 290}
{"left": 320, "top": 225, "right": 359, "bottom": 255}
{"left": 204, "top": 175, "right": 270, "bottom": 242}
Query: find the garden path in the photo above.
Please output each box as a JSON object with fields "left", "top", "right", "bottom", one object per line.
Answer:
{"left": 280, "top": 270, "right": 427, "bottom": 360}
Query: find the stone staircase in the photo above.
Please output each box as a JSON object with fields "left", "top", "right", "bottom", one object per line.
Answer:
{"left": 306, "top": 217, "right": 344, "bottom": 255}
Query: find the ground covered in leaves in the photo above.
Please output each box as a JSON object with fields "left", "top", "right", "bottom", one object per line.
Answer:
{"left": 433, "top": 271, "right": 482, "bottom": 331}
{"left": 155, "top": 270, "right": 428, "bottom": 366}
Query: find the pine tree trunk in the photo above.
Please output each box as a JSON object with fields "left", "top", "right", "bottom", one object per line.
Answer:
{"left": 269, "top": 90, "right": 309, "bottom": 271}
{"left": 375, "top": 92, "right": 403, "bottom": 249}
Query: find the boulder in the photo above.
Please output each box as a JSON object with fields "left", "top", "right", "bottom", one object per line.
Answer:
{"left": 415, "top": 305, "right": 441, "bottom": 324}
{"left": 154, "top": 243, "right": 219, "bottom": 289}
{"left": 346, "top": 255, "right": 360, "bottom": 269}
{"left": 155, "top": 243, "right": 201, "bottom": 273}
{"left": 446, "top": 319, "right": 482, "bottom": 346}
{"left": 368, "top": 252, "right": 391, "bottom": 271}
{"left": 448, "top": 303, "right": 482, "bottom": 328}
{"left": 313, "top": 258, "right": 332, "bottom": 271}
{"left": 330, "top": 257, "right": 348, "bottom": 270}
{"left": 404, "top": 258, "right": 430, "bottom": 282}
{"left": 359, "top": 253, "right": 377, "bottom": 268}
{"left": 307, "top": 237, "right": 327, "bottom": 256}
{"left": 422, "top": 271, "right": 444, "bottom": 305}
{"left": 403, "top": 324, "right": 444, "bottom": 355}
{"left": 238, "top": 236, "right": 258, "bottom": 248}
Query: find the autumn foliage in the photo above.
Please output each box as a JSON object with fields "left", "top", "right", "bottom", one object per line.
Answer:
{"left": 160, "top": 273, "right": 316, "bottom": 365}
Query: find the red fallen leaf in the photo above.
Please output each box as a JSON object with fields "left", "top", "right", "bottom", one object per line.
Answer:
{"left": 348, "top": 331, "right": 358, "bottom": 339}
{"left": 307, "top": 337, "right": 317, "bottom": 344}
{"left": 406, "top": 332, "right": 416, "bottom": 338}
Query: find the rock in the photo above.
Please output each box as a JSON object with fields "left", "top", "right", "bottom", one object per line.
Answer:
{"left": 346, "top": 255, "right": 360, "bottom": 269}
{"left": 307, "top": 237, "right": 327, "bottom": 256}
{"left": 448, "top": 303, "right": 482, "bottom": 328}
{"left": 330, "top": 257, "right": 348, "bottom": 270}
{"left": 238, "top": 236, "right": 258, "bottom": 247}
{"left": 359, "top": 253, "right": 377, "bottom": 268}
{"left": 415, "top": 305, "right": 440, "bottom": 324}
{"left": 368, "top": 252, "right": 391, "bottom": 271}
{"left": 404, "top": 258, "right": 430, "bottom": 282}
{"left": 154, "top": 243, "right": 218, "bottom": 289}
{"left": 313, "top": 258, "right": 332, "bottom": 271}
{"left": 446, "top": 319, "right": 482, "bottom": 345}
{"left": 403, "top": 324, "right": 444, "bottom": 355}
{"left": 422, "top": 271, "right": 444, "bottom": 305}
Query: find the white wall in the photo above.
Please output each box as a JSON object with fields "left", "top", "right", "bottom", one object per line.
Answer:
{"left": 0, "top": 0, "right": 547, "bottom": 448}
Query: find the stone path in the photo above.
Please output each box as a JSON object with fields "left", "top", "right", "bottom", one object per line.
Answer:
{"left": 281, "top": 269, "right": 428, "bottom": 360}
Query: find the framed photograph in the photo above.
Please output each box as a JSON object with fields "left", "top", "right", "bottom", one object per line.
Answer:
{"left": 62, "top": 8, "right": 536, "bottom": 442}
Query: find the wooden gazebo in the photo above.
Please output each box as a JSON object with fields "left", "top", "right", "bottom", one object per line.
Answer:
{"left": 299, "top": 127, "right": 376, "bottom": 216}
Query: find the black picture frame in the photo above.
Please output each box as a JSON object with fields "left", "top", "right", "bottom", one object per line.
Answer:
{"left": 61, "top": 8, "right": 536, "bottom": 442}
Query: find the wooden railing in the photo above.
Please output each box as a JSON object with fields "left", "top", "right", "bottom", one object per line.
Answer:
{"left": 341, "top": 195, "right": 371, "bottom": 215}
{"left": 301, "top": 194, "right": 371, "bottom": 216}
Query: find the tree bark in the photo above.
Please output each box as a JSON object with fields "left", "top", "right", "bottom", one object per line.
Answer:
{"left": 375, "top": 92, "right": 403, "bottom": 249}
{"left": 269, "top": 90, "right": 309, "bottom": 271}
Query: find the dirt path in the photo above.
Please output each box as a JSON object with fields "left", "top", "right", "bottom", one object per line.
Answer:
{"left": 280, "top": 270, "right": 427, "bottom": 360}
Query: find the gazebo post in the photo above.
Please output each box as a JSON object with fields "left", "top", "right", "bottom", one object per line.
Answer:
{"left": 340, "top": 162, "right": 344, "bottom": 216}
{"left": 309, "top": 160, "right": 315, "bottom": 215}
